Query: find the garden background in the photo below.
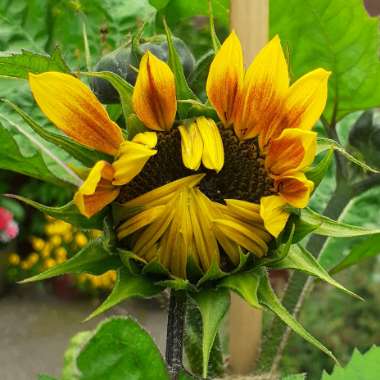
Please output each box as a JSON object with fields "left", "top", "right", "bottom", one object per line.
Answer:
{"left": 0, "top": 0, "right": 379, "bottom": 379}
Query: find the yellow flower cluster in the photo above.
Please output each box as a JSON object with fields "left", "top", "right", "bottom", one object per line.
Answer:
{"left": 7, "top": 217, "right": 114, "bottom": 292}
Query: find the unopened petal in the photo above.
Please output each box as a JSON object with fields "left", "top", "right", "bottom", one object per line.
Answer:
{"left": 179, "top": 123, "right": 203, "bottom": 171}
{"left": 73, "top": 161, "right": 119, "bottom": 218}
{"left": 196, "top": 117, "right": 224, "bottom": 172}
{"left": 234, "top": 35, "right": 289, "bottom": 140}
{"left": 29, "top": 72, "right": 123, "bottom": 155}
{"left": 112, "top": 132, "right": 158, "bottom": 186}
{"left": 260, "top": 195, "right": 289, "bottom": 238}
{"left": 206, "top": 31, "right": 243, "bottom": 127}
{"left": 132, "top": 52, "right": 177, "bottom": 131}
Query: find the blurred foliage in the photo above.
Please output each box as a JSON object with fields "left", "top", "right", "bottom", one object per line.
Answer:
{"left": 282, "top": 258, "right": 380, "bottom": 379}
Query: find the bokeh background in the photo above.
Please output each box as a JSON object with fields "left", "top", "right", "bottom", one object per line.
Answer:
{"left": 0, "top": 1, "right": 379, "bottom": 379}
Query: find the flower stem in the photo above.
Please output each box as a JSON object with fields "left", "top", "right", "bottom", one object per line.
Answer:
{"left": 166, "top": 290, "right": 187, "bottom": 380}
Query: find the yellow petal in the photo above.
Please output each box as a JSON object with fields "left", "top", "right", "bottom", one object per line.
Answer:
{"left": 284, "top": 68, "right": 330, "bottom": 131}
{"left": 196, "top": 117, "right": 224, "bottom": 172}
{"left": 73, "top": 161, "right": 119, "bottom": 218}
{"left": 179, "top": 122, "right": 203, "bottom": 171}
{"left": 224, "top": 199, "right": 263, "bottom": 225}
{"left": 132, "top": 52, "right": 177, "bottom": 131}
{"left": 112, "top": 132, "right": 158, "bottom": 186}
{"left": 29, "top": 72, "right": 123, "bottom": 156}
{"left": 234, "top": 35, "right": 289, "bottom": 140}
{"left": 117, "top": 205, "right": 166, "bottom": 240}
{"left": 213, "top": 218, "right": 268, "bottom": 257}
{"left": 121, "top": 174, "right": 205, "bottom": 209}
{"left": 266, "top": 129, "right": 317, "bottom": 175}
{"left": 260, "top": 195, "right": 289, "bottom": 238}
{"left": 206, "top": 31, "right": 243, "bottom": 127}
{"left": 276, "top": 172, "right": 314, "bottom": 208}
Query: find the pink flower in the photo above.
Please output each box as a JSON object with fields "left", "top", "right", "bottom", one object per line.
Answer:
{"left": 0, "top": 207, "right": 19, "bottom": 242}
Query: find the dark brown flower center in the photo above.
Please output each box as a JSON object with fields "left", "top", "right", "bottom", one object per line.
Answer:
{"left": 118, "top": 126, "right": 275, "bottom": 204}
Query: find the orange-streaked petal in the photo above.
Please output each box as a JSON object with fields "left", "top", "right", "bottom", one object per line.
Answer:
{"left": 112, "top": 132, "right": 157, "bottom": 186}
{"left": 73, "top": 161, "right": 119, "bottom": 218}
{"left": 29, "top": 72, "right": 123, "bottom": 156}
{"left": 206, "top": 31, "right": 243, "bottom": 127}
{"left": 284, "top": 68, "right": 330, "bottom": 131}
{"left": 132, "top": 52, "right": 176, "bottom": 131}
{"left": 233, "top": 35, "right": 289, "bottom": 140}
{"left": 260, "top": 195, "right": 289, "bottom": 238}
{"left": 266, "top": 129, "right": 317, "bottom": 175}
{"left": 276, "top": 172, "right": 314, "bottom": 208}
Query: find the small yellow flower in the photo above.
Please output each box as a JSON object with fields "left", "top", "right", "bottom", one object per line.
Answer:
{"left": 8, "top": 253, "right": 20, "bottom": 266}
{"left": 75, "top": 232, "right": 88, "bottom": 248}
{"left": 55, "top": 247, "right": 67, "bottom": 260}
{"left": 27, "top": 252, "right": 39, "bottom": 266}
{"left": 43, "top": 258, "right": 56, "bottom": 270}
{"left": 49, "top": 235, "right": 62, "bottom": 247}
{"left": 31, "top": 237, "right": 45, "bottom": 251}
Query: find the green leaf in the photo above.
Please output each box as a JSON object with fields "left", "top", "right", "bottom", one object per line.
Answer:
{"left": 149, "top": 0, "right": 170, "bottom": 10}
{"left": 6, "top": 196, "right": 105, "bottom": 230}
{"left": 75, "top": 317, "right": 169, "bottom": 380}
{"left": 269, "top": 244, "right": 360, "bottom": 299}
{"left": 179, "top": 370, "right": 198, "bottom": 380}
{"left": 20, "top": 237, "right": 122, "bottom": 283}
{"left": 85, "top": 267, "right": 161, "bottom": 321}
{"left": 322, "top": 346, "right": 380, "bottom": 380}
{"left": 219, "top": 270, "right": 262, "bottom": 309}
{"left": 299, "top": 207, "right": 380, "bottom": 237}
{"left": 317, "top": 137, "right": 380, "bottom": 173}
{"left": 330, "top": 234, "right": 380, "bottom": 274}
{"left": 257, "top": 270, "right": 338, "bottom": 364}
{"left": 81, "top": 71, "right": 134, "bottom": 125}
{"left": 270, "top": 0, "right": 380, "bottom": 122}
{"left": 0, "top": 119, "right": 80, "bottom": 187}
{"left": 2, "top": 98, "right": 109, "bottom": 167}
{"left": 163, "top": 19, "right": 197, "bottom": 117}
{"left": 0, "top": 47, "right": 69, "bottom": 79}
{"left": 62, "top": 331, "right": 92, "bottom": 380}
{"left": 184, "top": 299, "right": 224, "bottom": 378}
{"left": 192, "top": 288, "right": 230, "bottom": 378}
{"left": 306, "top": 148, "right": 334, "bottom": 189}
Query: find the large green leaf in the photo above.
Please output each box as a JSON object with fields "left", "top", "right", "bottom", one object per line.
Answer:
{"left": 219, "top": 270, "right": 262, "bottom": 309}
{"left": 269, "top": 245, "right": 360, "bottom": 299}
{"left": 322, "top": 346, "right": 380, "bottom": 380}
{"left": 0, "top": 120, "right": 80, "bottom": 187}
{"left": 6, "top": 196, "right": 105, "bottom": 230}
{"left": 85, "top": 267, "right": 161, "bottom": 320}
{"left": 191, "top": 288, "right": 230, "bottom": 378}
{"left": 0, "top": 48, "right": 69, "bottom": 79}
{"left": 298, "top": 207, "right": 380, "bottom": 237}
{"left": 330, "top": 234, "right": 380, "bottom": 274}
{"left": 270, "top": 0, "right": 380, "bottom": 122}
{"left": 74, "top": 317, "right": 169, "bottom": 380}
{"left": 20, "top": 238, "right": 122, "bottom": 283}
{"left": 257, "top": 270, "right": 338, "bottom": 364}
{"left": 62, "top": 331, "right": 92, "bottom": 380}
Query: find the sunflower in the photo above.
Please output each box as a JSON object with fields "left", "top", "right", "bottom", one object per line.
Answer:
{"left": 28, "top": 32, "right": 329, "bottom": 279}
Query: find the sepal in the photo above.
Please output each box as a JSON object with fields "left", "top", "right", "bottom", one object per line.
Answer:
{"left": 306, "top": 148, "right": 334, "bottom": 189}
{"left": 85, "top": 267, "right": 161, "bottom": 321}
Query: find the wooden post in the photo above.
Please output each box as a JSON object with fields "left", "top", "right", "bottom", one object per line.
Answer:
{"left": 229, "top": 0, "right": 269, "bottom": 375}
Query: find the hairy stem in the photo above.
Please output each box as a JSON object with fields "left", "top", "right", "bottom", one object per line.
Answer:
{"left": 166, "top": 290, "right": 187, "bottom": 380}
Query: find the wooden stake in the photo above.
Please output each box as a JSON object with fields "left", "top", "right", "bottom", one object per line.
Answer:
{"left": 229, "top": 0, "right": 269, "bottom": 375}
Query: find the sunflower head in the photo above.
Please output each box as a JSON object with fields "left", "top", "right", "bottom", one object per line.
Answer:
{"left": 27, "top": 30, "right": 329, "bottom": 284}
